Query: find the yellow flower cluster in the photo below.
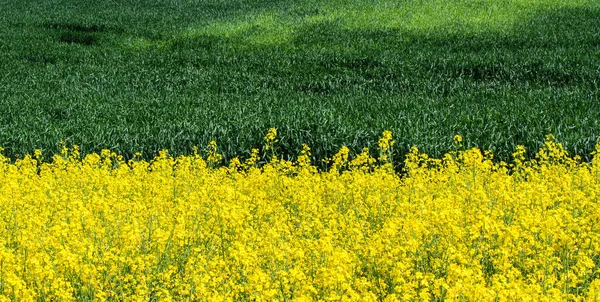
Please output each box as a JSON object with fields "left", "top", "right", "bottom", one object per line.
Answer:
{"left": 1, "top": 132, "right": 600, "bottom": 301}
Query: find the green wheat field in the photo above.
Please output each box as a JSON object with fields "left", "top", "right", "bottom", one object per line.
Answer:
{"left": 1, "top": 0, "right": 599, "bottom": 167}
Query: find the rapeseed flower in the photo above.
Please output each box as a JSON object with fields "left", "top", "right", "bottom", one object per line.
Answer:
{"left": 0, "top": 132, "right": 599, "bottom": 300}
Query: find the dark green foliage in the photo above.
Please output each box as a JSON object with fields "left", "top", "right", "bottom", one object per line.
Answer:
{"left": 0, "top": 0, "right": 599, "bottom": 168}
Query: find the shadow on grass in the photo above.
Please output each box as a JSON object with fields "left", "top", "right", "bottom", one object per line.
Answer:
{"left": 42, "top": 22, "right": 107, "bottom": 32}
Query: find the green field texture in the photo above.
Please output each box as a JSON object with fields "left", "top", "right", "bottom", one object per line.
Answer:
{"left": 1, "top": 0, "right": 599, "bottom": 167}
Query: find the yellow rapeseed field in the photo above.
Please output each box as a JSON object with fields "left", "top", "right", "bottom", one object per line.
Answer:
{"left": 1, "top": 130, "right": 600, "bottom": 301}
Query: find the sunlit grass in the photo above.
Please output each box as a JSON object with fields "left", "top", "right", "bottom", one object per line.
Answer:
{"left": 163, "top": 0, "right": 599, "bottom": 49}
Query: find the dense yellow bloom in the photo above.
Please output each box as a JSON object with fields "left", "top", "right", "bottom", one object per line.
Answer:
{"left": 0, "top": 132, "right": 600, "bottom": 301}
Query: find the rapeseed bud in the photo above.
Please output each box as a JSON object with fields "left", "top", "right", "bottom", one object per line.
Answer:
{"left": 264, "top": 127, "right": 278, "bottom": 151}
{"left": 0, "top": 131, "right": 599, "bottom": 300}
{"left": 378, "top": 130, "right": 395, "bottom": 164}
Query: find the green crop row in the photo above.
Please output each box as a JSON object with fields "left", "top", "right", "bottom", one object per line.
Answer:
{"left": 1, "top": 0, "right": 598, "bottom": 168}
